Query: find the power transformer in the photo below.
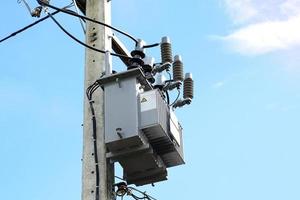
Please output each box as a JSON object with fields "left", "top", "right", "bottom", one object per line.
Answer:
{"left": 94, "top": 37, "right": 194, "bottom": 186}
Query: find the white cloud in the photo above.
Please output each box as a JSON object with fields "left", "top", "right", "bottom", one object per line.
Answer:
{"left": 280, "top": 0, "right": 300, "bottom": 16}
{"left": 212, "top": 81, "right": 225, "bottom": 89}
{"left": 220, "top": 0, "right": 300, "bottom": 55}
{"left": 224, "top": 0, "right": 258, "bottom": 24}
{"left": 222, "top": 14, "right": 300, "bottom": 55}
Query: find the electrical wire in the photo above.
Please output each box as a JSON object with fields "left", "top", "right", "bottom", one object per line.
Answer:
{"left": 165, "top": 91, "right": 170, "bottom": 105}
{"left": 37, "top": 0, "right": 138, "bottom": 44}
{"left": 143, "top": 43, "right": 160, "bottom": 49}
{"left": 0, "top": 10, "right": 59, "bottom": 44}
{"left": 46, "top": 11, "right": 132, "bottom": 59}
{"left": 127, "top": 187, "right": 157, "bottom": 200}
{"left": 0, "top": 3, "right": 75, "bottom": 44}
{"left": 164, "top": 71, "right": 172, "bottom": 105}
{"left": 166, "top": 71, "right": 172, "bottom": 80}
{"left": 170, "top": 88, "right": 181, "bottom": 106}
{"left": 17, "top": 0, "right": 33, "bottom": 15}
{"left": 86, "top": 81, "right": 102, "bottom": 200}
{"left": 113, "top": 181, "right": 157, "bottom": 200}
{"left": 115, "top": 175, "right": 125, "bottom": 181}
{"left": 73, "top": 0, "right": 86, "bottom": 34}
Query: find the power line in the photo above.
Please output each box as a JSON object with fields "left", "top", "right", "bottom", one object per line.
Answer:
{"left": 72, "top": 0, "right": 86, "bottom": 34}
{"left": 46, "top": 11, "right": 132, "bottom": 59}
{"left": 0, "top": 3, "right": 76, "bottom": 44}
{"left": 37, "top": 0, "right": 139, "bottom": 44}
{"left": 0, "top": 9, "right": 59, "bottom": 44}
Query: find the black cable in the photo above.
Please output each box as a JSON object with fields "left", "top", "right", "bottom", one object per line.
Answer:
{"left": 164, "top": 71, "right": 172, "bottom": 105}
{"left": 86, "top": 81, "right": 101, "bottom": 200}
{"left": 128, "top": 187, "right": 157, "bottom": 200}
{"left": 143, "top": 43, "right": 160, "bottom": 49}
{"left": 37, "top": 0, "right": 138, "bottom": 44}
{"left": 131, "top": 194, "right": 145, "bottom": 200}
{"left": 46, "top": 12, "right": 132, "bottom": 59}
{"left": 0, "top": 9, "right": 59, "bottom": 44}
{"left": 115, "top": 175, "right": 125, "bottom": 181}
{"left": 166, "top": 90, "right": 170, "bottom": 105}
{"left": 0, "top": 3, "right": 75, "bottom": 44}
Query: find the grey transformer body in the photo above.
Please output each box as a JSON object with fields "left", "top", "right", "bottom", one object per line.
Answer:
{"left": 97, "top": 68, "right": 184, "bottom": 186}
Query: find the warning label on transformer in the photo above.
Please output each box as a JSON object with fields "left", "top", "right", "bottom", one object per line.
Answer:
{"left": 140, "top": 92, "right": 156, "bottom": 112}
{"left": 141, "top": 97, "right": 147, "bottom": 103}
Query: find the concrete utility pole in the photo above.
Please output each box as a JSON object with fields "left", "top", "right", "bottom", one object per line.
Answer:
{"left": 82, "top": 0, "right": 114, "bottom": 200}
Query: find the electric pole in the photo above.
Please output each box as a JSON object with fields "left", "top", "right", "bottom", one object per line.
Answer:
{"left": 82, "top": 0, "right": 114, "bottom": 200}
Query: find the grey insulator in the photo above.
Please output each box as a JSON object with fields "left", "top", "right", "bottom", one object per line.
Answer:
{"left": 183, "top": 73, "right": 194, "bottom": 99}
{"left": 160, "top": 36, "right": 173, "bottom": 63}
{"left": 135, "top": 39, "right": 146, "bottom": 52}
{"left": 143, "top": 56, "right": 155, "bottom": 67}
{"left": 172, "top": 55, "right": 184, "bottom": 82}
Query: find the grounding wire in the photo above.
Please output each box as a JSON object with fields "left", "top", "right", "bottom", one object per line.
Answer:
{"left": 37, "top": 0, "right": 138, "bottom": 44}
{"left": 46, "top": 11, "right": 132, "bottom": 59}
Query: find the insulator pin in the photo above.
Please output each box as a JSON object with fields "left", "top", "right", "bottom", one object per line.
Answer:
{"left": 173, "top": 55, "right": 184, "bottom": 82}
{"left": 160, "top": 36, "right": 173, "bottom": 63}
{"left": 183, "top": 73, "right": 194, "bottom": 99}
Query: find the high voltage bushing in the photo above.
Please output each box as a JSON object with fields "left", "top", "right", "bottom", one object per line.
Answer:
{"left": 143, "top": 56, "right": 154, "bottom": 73}
{"left": 128, "top": 39, "right": 146, "bottom": 70}
{"left": 160, "top": 36, "right": 173, "bottom": 64}
{"left": 172, "top": 72, "right": 194, "bottom": 108}
{"left": 184, "top": 73, "right": 194, "bottom": 99}
{"left": 143, "top": 57, "right": 155, "bottom": 83}
{"left": 173, "top": 55, "right": 184, "bottom": 82}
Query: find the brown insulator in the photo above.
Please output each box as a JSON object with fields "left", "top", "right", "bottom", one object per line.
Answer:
{"left": 160, "top": 36, "right": 173, "bottom": 63}
{"left": 183, "top": 73, "right": 194, "bottom": 99}
{"left": 173, "top": 55, "right": 184, "bottom": 82}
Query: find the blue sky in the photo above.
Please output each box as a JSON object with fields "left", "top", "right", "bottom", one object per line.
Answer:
{"left": 1, "top": 1, "right": 300, "bottom": 200}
